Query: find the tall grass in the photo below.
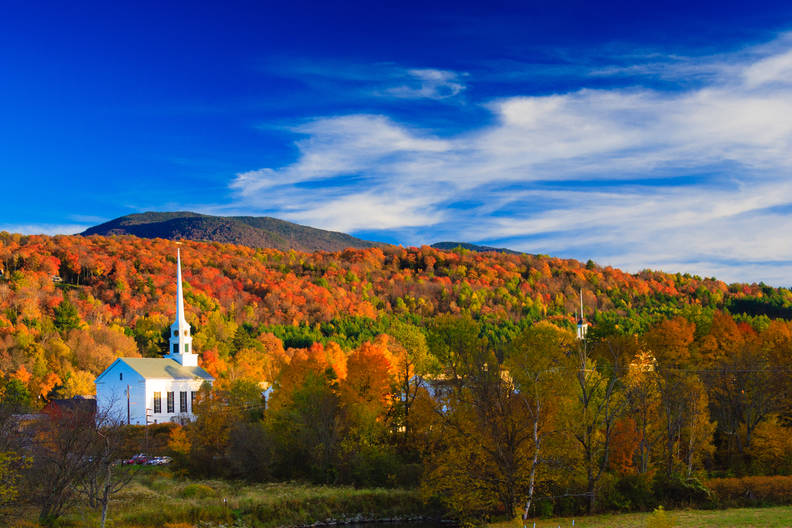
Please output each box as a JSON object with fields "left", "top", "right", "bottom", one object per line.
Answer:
{"left": 53, "top": 472, "right": 432, "bottom": 528}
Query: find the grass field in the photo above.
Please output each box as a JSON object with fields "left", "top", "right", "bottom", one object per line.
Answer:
{"left": 47, "top": 470, "right": 428, "bottom": 528}
{"left": 490, "top": 506, "right": 792, "bottom": 528}
{"left": 11, "top": 471, "right": 792, "bottom": 527}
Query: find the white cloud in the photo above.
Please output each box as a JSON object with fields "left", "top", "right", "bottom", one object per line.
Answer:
{"left": 232, "top": 35, "right": 792, "bottom": 284}
{"left": 743, "top": 48, "right": 792, "bottom": 88}
{"left": 267, "top": 60, "right": 467, "bottom": 101}
{"left": 385, "top": 69, "right": 467, "bottom": 99}
{"left": 0, "top": 224, "right": 90, "bottom": 236}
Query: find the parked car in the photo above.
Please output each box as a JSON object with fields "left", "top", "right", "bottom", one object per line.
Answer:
{"left": 123, "top": 453, "right": 148, "bottom": 465}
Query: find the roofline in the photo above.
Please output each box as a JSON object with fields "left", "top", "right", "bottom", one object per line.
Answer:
{"left": 121, "top": 357, "right": 215, "bottom": 381}
{"left": 95, "top": 357, "right": 215, "bottom": 382}
{"left": 95, "top": 358, "right": 122, "bottom": 384}
{"left": 139, "top": 375, "right": 214, "bottom": 381}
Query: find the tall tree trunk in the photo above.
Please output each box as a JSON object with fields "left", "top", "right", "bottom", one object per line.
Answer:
{"left": 522, "top": 402, "right": 541, "bottom": 523}
{"left": 99, "top": 459, "right": 112, "bottom": 528}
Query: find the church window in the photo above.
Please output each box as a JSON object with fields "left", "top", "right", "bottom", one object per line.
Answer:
{"left": 153, "top": 392, "right": 161, "bottom": 413}
{"left": 119, "top": 372, "right": 123, "bottom": 381}
{"left": 173, "top": 330, "right": 177, "bottom": 337}
{"left": 184, "top": 343, "right": 190, "bottom": 353}
{"left": 184, "top": 330, "right": 188, "bottom": 336}
{"left": 180, "top": 391, "right": 187, "bottom": 412}
{"left": 167, "top": 392, "right": 174, "bottom": 413}
{"left": 172, "top": 343, "right": 178, "bottom": 354}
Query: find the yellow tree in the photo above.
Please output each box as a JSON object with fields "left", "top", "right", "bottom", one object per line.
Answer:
{"left": 506, "top": 321, "right": 574, "bottom": 520}
{"left": 423, "top": 315, "right": 529, "bottom": 520}
{"left": 625, "top": 349, "right": 661, "bottom": 474}
{"left": 186, "top": 384, "right": 240, "bottom": 476}
{"left": 384, "top": 320, "right": 432, "bottom": 446}
{"left": 566, "top": 334, "right": 631, "bottom": 513}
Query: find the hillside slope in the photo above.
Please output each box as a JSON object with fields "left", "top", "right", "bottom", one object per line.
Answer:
{"left": 1, "top": 233, "right": 791, "bottom": 398}
{"left": 81, "top": 211, "right": 387, "bottom": 252}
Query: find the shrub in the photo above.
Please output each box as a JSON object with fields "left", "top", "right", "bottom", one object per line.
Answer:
{"left": 646, "top": 506, "right": 675, "bottom": 528}
{"left": 180, "top": 483, "right": 216, "bottom": 498}
{"left": 652, "top": 474, "right": 711, "bottom": 508}
{"left": 616, "top": 474, "right": 656, "bottom": 511}
{"left": 147, "top": 478, "right": 173, "bottom": 492}
{"left": 706, "top": 475, "right": 792, "bottom": 507}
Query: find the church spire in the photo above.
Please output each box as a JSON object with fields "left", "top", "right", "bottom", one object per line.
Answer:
{"left": 176, "top": 248, "right": 187, "bottom": 329}
{"left": 166, "top": 247, "right": 197, "bottom": 366}
{"left": 576, "top": 288, "right": 588, "bottom": 340}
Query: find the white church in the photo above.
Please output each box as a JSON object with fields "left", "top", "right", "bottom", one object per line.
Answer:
{"left": 95, "top": 249, "right": 214, "bottom": 425}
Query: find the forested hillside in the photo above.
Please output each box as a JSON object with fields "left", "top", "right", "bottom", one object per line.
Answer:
{"left": 0, "top": 231, "right": 790, "bottom": 400}
{"left": 6, "top": 232, "right": 792, "bottom": 521}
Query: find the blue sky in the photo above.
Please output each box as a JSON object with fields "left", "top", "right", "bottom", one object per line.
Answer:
{"left": 3, "top": 1, "right": 792, "bottom": 284}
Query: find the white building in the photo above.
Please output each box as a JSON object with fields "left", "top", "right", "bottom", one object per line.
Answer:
{"left": 95, "top": 249, "right": 214, "bottom": 425}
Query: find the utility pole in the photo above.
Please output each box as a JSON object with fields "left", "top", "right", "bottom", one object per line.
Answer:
{"left": 145, "top": 408, "right": 152, "bottom": 453}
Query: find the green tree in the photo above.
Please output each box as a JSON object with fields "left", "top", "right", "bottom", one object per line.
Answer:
{"left": 53, "top": 298, "right": 81, "bottom": 332}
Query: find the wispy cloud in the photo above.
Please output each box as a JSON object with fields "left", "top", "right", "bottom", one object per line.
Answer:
{"left": 0, "top": 224, "right": 91, "bottom": 236}
{"left": 384, "top": 69, "right": 466, "bottom": 99}
{"left": 264, "top": 60, "right": 468, "bottom": 102}
{"left": 232, "top": 34, "right": 792, "bottom": 284}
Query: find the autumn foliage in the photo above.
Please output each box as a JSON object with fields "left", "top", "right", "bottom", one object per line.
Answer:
{"left": 5, "top": 233, "right": 792, "bottom": 520}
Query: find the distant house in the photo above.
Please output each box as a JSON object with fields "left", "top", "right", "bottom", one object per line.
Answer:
{"left": 95, "top": 249, "right": 214, "bottom": 425}
{"left": 51, "top": 275, "right": 62, "bottom": 283}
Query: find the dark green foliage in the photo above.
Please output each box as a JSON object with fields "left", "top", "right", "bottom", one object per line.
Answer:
{"left": 266, "top": 323, "right": 323, "bottom": 349}
{"left": 268, "top": 370, "right": 341, "bottom": 483}
{"left": 728, "top": 296, "right": 792, "bottom": 319}
{"left": 53, "top": 298, "right": 81, "bottom": 332}
{"left": 598, "top": 474, "right": 657, "bottom": 512}
{"left": 651, "top": 475, "right": 712, "bottom": 508}
{"left": 0, "top": 378, "right": 31, "bottom": 411}
{"left": 232, "top": 323, "right": 259, "bottom": 352}
{"left": 320, "top": 316, "right": 392, "bottom": 348}
{"left": 227, "top": 422, "right": 275, "bottom": 480}
{"left": 131, "top": 316, "right": 169, "bottom": 357}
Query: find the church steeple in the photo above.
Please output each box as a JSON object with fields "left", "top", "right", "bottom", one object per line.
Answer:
{"left": 576, "top": 288, "right": 588, "bottom": 340}
{"left": 166, "top": 248, "right": 198, "bottom": 366}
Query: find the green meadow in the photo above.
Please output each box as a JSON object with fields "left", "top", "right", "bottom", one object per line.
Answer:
{"left": 490, "top": 506, "right": 792, "bottom": 528}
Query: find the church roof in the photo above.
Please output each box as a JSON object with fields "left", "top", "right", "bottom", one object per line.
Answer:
{"left": 105, "top": 358, "right": 214, "bottom": 381}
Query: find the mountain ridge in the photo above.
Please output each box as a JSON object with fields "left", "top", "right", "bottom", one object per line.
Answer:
{"left": 81, "top": 211, "right": 389, "bottom": 252}
{"left": 430, "top": 241, "right": 522, "bottom": 255}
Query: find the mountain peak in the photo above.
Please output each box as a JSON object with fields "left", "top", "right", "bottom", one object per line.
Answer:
{"left": 81, "top": 212, "right": 387, "bottom": 252}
